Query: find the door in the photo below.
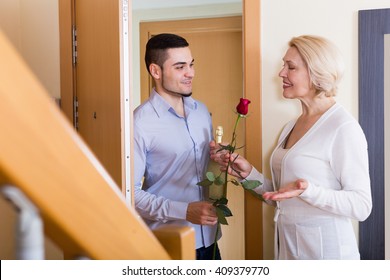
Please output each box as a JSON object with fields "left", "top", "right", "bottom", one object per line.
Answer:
{"left": 73, "top": 0, "right": 122, "bottom": 186}
{"left": 140, "top": 16, "right": 245, "bottom": 260}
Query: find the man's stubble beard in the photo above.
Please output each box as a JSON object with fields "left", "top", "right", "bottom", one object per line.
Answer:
{"left": 161, "top": 76, "right": 193, "bottom": 98}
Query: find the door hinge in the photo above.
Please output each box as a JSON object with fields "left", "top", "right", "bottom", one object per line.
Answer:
{"left": 72, "top": 25, "right": 78, "bottom": 65}
{"left": 73, "top": 96, "right": 79, "bottom": 130}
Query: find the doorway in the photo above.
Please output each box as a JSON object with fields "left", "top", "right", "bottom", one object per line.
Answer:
{"left": 140, "top": 16, "right": 245, "bottom": 260}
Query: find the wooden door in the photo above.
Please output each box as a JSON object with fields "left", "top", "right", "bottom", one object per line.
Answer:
{"left": 140, "top": 16, "right": 244, "bottom": 260}
{"left": 73, "top": 0, "right": 122, "bottom": 186}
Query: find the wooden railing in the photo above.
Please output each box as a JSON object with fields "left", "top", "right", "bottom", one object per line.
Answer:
{"left": 0, "top": 29, "right": 194, "bottom": 260}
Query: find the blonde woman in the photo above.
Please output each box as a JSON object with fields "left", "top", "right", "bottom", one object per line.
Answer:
{"left": 211, "top": 35, "right": 372, "bottom": 259}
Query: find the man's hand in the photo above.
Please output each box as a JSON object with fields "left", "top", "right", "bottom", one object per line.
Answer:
{"left": 186, "top": 201, "right": 218, "bottom": 225}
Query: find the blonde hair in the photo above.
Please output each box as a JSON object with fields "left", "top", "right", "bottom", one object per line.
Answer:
{"left": 289, "top": 35, "right": 344, "bottom": 97}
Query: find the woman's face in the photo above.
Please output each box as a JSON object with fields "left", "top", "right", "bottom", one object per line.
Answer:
{"left": 278, "top": 46, "right": 315, "bottom": 100}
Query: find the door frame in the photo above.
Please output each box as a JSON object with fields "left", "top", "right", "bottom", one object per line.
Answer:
{"left": 243, "top": 0, "right": 262, "bottom": 260}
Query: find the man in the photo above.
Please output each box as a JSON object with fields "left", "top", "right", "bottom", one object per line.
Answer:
{"left": 133, "top": 33, "right": 221, "bottom": 260}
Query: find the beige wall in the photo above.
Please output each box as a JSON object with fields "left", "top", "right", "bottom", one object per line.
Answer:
{"left": 262, "top": 0, "right": 390, "bottom": 259}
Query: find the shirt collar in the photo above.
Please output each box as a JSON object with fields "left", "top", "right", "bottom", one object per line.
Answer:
{"left": 149, "top": 88, "right": 198, "bottom": 118}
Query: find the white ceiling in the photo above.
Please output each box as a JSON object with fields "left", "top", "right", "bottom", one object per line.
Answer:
{"left": 132, "top": 0, "right": 240, "bottom": 10}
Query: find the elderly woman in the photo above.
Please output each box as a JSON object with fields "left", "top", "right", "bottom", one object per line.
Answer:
{"left": 211, "top": 35, "right": 372, "bottom": 259}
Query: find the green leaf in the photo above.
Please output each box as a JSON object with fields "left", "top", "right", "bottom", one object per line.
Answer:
{"left": 206, "top": 172, "right": 216, "bottom": 182}
{"left": 214, "top": 197, "right": 228, "bottom": 205}
{"left": 217, "top": 204, "right": 233, "bottom": 217}
{"left": 214, "top": 176, "right": 225, "bottom": 185}
{"left": 246, "top": 189, "right": 266, "bottom": 202}
{"left": 216, "top": 208, "right": 228, "bottom": 225}
{"left": 241, "top": 180, "right": 262, "bottom": 190}
{"left": 196, "top": 179, "right": 213, "bottom": 188}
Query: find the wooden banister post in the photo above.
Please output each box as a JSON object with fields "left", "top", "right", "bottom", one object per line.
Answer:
{"left": 153, "top": 226, "right": 195, "bottom": 260}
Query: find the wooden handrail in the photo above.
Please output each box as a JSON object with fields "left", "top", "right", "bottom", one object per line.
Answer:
{"left": 0, "top": 29, "right": 193, "bottom": 260}
{"left": 154, "top": 226, "right": 195, "bottom": 260}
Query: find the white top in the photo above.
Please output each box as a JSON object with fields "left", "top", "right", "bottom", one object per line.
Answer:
{"left": 247, "top": 103, "right": 372, "bottom": 259}
{"left": 272, "top": 146, "right": 289, "bottom": 188}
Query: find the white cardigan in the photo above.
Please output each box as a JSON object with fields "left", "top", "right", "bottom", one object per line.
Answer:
{"left": 248, "top": 103, "right": 372, "bottom": 259}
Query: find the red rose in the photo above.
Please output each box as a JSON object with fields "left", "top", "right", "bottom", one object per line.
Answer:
{"left": 236, "top": 98, "right": 251, "bottom": 115}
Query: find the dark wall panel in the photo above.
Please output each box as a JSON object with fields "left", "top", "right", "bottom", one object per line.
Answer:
{"left": 358, "top": 8, "right": 390, "bottom": 260}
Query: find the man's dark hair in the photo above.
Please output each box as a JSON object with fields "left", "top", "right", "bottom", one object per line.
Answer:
{"left": 145, "top": 33, "right": 189, "bottom": 74}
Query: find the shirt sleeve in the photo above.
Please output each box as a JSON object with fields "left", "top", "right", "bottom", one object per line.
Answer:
{"left": 299, "top": 121, "right": 372, "bottom": 221}
{"left": 133, "top": 122, "right": 188, "bottom": 223}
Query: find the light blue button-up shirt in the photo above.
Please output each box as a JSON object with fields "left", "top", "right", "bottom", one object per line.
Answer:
{"left": 133, "top": 89, "right": 218, "bottom": 249}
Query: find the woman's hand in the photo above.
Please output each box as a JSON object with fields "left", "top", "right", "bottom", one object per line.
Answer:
{"left": 262, "top": 179, "right": 308, "bottom": 201}
{"left": 209, "top": 140, "right": 252, "bottom": 179}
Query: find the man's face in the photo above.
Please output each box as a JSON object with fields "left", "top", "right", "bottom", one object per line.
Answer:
{"left": 159, "top": 47, "right": 195, "bottom": 97}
